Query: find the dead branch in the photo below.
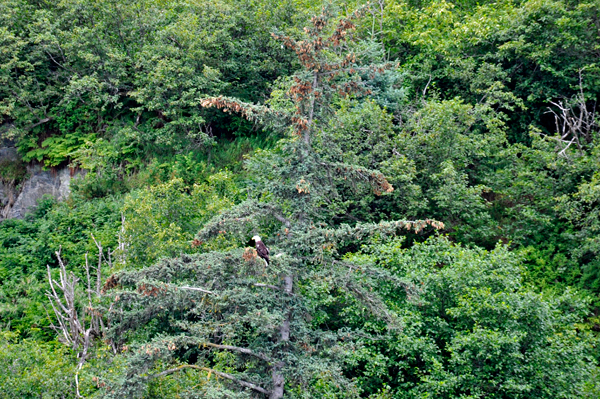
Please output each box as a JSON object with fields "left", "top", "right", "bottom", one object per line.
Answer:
{"left": 46, "top": 248, "right": 84, "bottom": 350}
{"left": 545, "top": 71, "right": 598, "bottom": 157}
{"left": 254, "top": 283, "right": 280, "bottom": 291}
{"left": 179, "top": 286, "right": 217, "bottom": 295}
{"left": 46, "top": 237, "right": 113, "bottom": 397}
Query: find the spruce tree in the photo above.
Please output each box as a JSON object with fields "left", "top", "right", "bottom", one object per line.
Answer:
{"left": 102, "top": 7, "right": 442, "bottom": 398}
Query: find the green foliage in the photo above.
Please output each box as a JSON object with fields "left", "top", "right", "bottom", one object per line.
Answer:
{"left": 555, "top": 146, "right": 600, "bottom": 303}
{"left": 99, "top": 8, "right": 431, "bottom": 398}
{"left": 1, "top": 0, "right": 600, "bottom": 397}
{"left": 344, "top": 236, "right": 596, "bottom": 398}
{"left": 316, "top": 95, "right": 505, "bottom": 244}
{"left": 122, "top": 171, "right": 241, "bottom": 267}
{"left": 0, "top": 331, "right": 77, "bottom": 398}
{"left": 314, "top": 98, "right": 422, "bottom": 222}
{"left": 383, "top": 0, "right": 600, "bottom": 142}
{"left": 0, "top": 196, "right": 121, "bottom": 339}
{"left": 1, "top": 0, "right": 299, "bottom": 168}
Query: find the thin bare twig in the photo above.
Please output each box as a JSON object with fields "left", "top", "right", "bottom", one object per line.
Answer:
{"left": 179, "top": 286, "right": 217, "bottom": 295}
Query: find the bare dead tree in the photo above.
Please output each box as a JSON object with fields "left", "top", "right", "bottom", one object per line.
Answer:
{"left": 545, "top": 71, "right": 598, "bottom": 158}
{"left": 46, "top": 237, "right": 113, "bottom": 397}
{"left": 114, "top": 212, "right": 128, "bottom": 266}
{"left": 368, "top": 0, "right": 385, "bottom": 41}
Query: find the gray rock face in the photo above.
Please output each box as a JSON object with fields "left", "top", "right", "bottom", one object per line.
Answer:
{"left": 0, "top": 147, "right": 83, "bottom": 220}
{"left": 0, "top": 147, "right": 18, "bottom": 162}
{"left": 7, "top": 166, "right": 79, "bottom": 219}
{"left": 0, "top": 181, "right": 10, "bottom": 208}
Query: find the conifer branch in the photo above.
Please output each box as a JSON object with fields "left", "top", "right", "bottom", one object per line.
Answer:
{"left": 152, "top": 365, "right": 270, "bottom": 395}
{"left": 320, "top": 161, "right": 394, "bottom": 195}
{"left": 254, "top": 283, "right": 281, "bottom": 291}
{"left": 200, "top": 96, "right": 287, "bottom": 127}
{"left": 197, "top": 200, "right": 291, "bottom": 239}
{"left": 308, "top": 219, "right": 445, "bottom": 244}
{"left": 202, "top": 342, "right": 272, "bottom": 362}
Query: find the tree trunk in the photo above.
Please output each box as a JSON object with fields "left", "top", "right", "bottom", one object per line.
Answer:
{"left": 305, "top": 73, "right": 318, "bottom": 146}
{"left": 270, "top": 360, "right": 285, "bottom": 399}
{"left": 270, "top": 275, "right": 293, "bottom": 399}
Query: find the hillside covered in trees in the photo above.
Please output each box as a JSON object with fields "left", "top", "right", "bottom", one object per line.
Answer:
{"left": 1, "top": 0, "right": 600, "bottom": 397}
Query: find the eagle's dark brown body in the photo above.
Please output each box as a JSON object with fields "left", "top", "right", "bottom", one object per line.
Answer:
{"left": 252, "top": 235, "right": 270, "bottom": 265}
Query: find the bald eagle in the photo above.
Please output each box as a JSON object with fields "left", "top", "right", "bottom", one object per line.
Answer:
{"left": 252, "top": 235, "right": 270, "bottom": 266}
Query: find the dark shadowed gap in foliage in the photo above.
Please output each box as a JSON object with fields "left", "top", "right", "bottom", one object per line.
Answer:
{"left": 202, "top": 132, "right": 281, "bottom": 173}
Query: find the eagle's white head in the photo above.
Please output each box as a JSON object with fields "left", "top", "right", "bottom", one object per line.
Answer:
{"left": 252, "top": 235, "right": 262, "bottom": 242}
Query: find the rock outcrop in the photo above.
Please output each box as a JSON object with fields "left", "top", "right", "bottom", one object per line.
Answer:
{"left": 1, "top": 147, "right": 82, "bottom": 220}
{"left": 7, "top": 166, "right": 78, "bottom": 219}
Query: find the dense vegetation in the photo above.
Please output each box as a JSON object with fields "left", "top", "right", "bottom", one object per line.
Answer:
{"left": 1, "top": 0, "right": 599, "bottom": 397}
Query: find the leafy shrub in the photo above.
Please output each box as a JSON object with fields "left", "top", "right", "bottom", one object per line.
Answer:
{"left": 0, "top": 331, "right": 77, "bottom": 398}
{"left": 343, "top": 236, "right": 597, "bottom": 398}
{"left": 122, "top": 171, "right": 241, "bottom": 267}
{"left": 0, "top": 196, "right": 121, "bottom": 339}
